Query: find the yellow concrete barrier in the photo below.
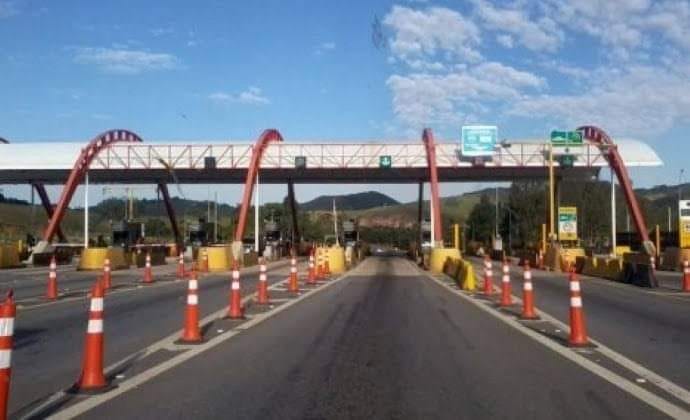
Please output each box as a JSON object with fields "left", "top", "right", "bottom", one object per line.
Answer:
{"left": 203, "top": 245, "right": 234, "bottom": 272}
{"left": 458, "top": 261, "right": 476, "bottom": 291}
{"left": 78, "top": 247, "right": 128, "bottom": 270}
{"left": 325, "top": 246, "right": 346, "bottom": 274}
{"left": 0, "top": 245, "right": 21, "bottom": 268}
{"left": 559, "top": 247, "right": 585, "bottom": 271}
{"left": 429, "top": 248, "right": 462, "bottom": 274}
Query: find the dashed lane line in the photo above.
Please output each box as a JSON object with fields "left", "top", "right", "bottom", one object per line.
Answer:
{"left": 416, "top": 260, "right": 690, "bottom": 419}
{"left": 44, "top": 267, "right": 357, "bottom": 419}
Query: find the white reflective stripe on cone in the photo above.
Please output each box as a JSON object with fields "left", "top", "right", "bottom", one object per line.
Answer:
{"left": 685, "top": 268, "right": 690, "bottom": 275}
{"left": 259, "top": 274, "right": 267, "bottom": 281}
{"left": 502, "top": 275, "right": 509, "bottom": 283}
{"left": 570, "top": 282, "right": 581, "bottom": 292}
{"left": 260, "top": 265, "right": 266, "bottom": 272}
{"left": 90, "top": 298, "right": 104, "bottom": 312}
{"left": 487, "top": 270, "right": 493, "bottom": 276}
{"left": 232, "top": 271, "right": 240, "bottom": 280}
{"left": 570, "top": 297, "right": 583, "bottom": 308}
{"left": 524, "top": 282, "right": 533, "bottom": 291}
{"left": 232, "top": 281, "right": 240, "bottom": 290}
{"left": 503, "top": 266, "right": 509, "bottom": 274}
{"left": 189, "top": 280, "right": 198, "bottom": 290}
{"left": 291, "top": 267, "right": 297, "bottom": 273}
{"left": 0, "top": 318, "right": 14, "bottom": 337}
{"left": 187, "top": 294, "right": 198, "bottom": 305}
{"left": 524, "top": 271, "right": 532, "bottom": 280}
{"left": 49, "top": 271, "right": 56, "bottom": 279}
{"left": 87, "top": 319, "right": 104, "bottom": 334}
{"left": 291, "top": 259, "right": 296, "bottom": 265}
{"left": 0, "top": 350, "right": 11, "bottom": 369}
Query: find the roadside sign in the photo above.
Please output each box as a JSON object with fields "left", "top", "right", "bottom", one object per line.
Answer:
{"left": 558, "top": 207, "right": 578, "bottom": 241}
{"left": 379, "top": 155, "right": 392, "bottom": 168}
{"left": 461, "top": 125, "right": 497, "bottom": 157}
{"left": 679, "top": 200, "right": 690, "bottom": 248}
{"left": 295, "top": 156, "right": 306, "bottom": 169}
{"left": 550, "top": 130, "right": 582, "bottom": 146}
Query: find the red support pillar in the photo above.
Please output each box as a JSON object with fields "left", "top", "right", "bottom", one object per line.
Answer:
{"left": 422, "top": 128, "right": 443, "bottom": 245}
{"left": 32, "top": 183, "right": 67, "bottom": 243}
{"left": 233, "top": 129, "right": 284, "bottom": 243}
{"left": 42, "top": 130, "right": 144, "bottom": 244}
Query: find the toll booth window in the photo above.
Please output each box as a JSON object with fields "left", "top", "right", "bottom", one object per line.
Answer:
{"left": 681, "top": 209, "right": 690, "bottom": 217}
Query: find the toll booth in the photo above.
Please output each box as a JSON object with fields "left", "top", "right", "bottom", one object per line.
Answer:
{"left": 263, "top": 220, "right": 282, "bottom": 260}
{"left": 679, "top": 200, "right": 690, "bottom": 248}
{"left": 343, "top": 219, "right": 359, "bottom": 246}
{"left": 112, "top": 220, "right": 144, "bottom": 251}
{"left": 188, "top": 218, "right": 213, "bottom": 247}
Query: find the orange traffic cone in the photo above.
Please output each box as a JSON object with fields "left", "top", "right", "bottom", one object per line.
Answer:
{"left": 256, "top": 258, "right": 270, "bottom": 305}
{"left": 682, "top": 260, "right": 690, "bottom": 293}
{"left": 0, "top": 291, "right": 15, "bottom": 420}
{"left": 177, "top": 270, "right": 202, "bottom": 343}
{"left": 143, "top": 252, "right": 154, "bottom": 284}
{"left": 483, "top": 256, "right": 493, "bottom": 296}
{"left": 201, "top": 249, "right": 209, "bottom": 273}
{"left": 520, "top": 262, "right": 539, "bottom": 320}
{"left": 568, "top": 268, "right": 588, "bottom": 347}
{"left": 500, "top": 259, "right": 512, "bottom": 307}
{"left": 226, "top": 261, "right": 244, "bottom": 319}
{"left": 46, "top": 255, "right": 58, "bottom": 300}
{"left": 288, "top": 257, "right": 300, "bottom": 293}
{"left": 177, "top": 252, "right": 185, "bottom": 278}
{"left": 102, "top": 258, "right": 112, "bottom": 290}
{"left": 307, "top": 252, "right": 316, "bottom": 285}
{"left": 75, "top": 280, "right": 108, "bottom": 392}
{"left": 324, "top": 251, "right": 331, "bottom": 277}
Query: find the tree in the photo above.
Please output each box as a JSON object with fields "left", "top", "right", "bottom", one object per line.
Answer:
{"left": 467, "top": 194, "right": 496, "bottom": 244}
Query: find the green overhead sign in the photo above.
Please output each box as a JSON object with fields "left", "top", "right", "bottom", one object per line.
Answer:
{"left": 550, "top": 130, "right": 582, "bottom": 146}
{"left": 379, "top": 155, "right": 392, "bottom": 168}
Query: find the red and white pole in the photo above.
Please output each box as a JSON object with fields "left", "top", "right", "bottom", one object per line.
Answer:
{"left": 0, "top": 291, "right": 15, "bottom": 420}
{"left": 75, "top": 280, "right": 108, "bottom": 391}
{"left": 46, "top": 255, "right": 58, "bottom": 300}
{"left": 520, "top": 262, "right": 539, "bottom": 320}
{"left": 227, "top": 261, "right": 244, "bottom": 319}
{"left": 500, "top": 259, "right": 512, "bottom": 307}
{"left": 256, "top": 258, "right": 270, "bottom": 305}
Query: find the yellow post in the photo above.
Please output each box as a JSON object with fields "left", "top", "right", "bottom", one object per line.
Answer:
{"left": 453, "top": 224, "right": 460, "bottom": 250}
{"left": 541, "top": 223, "right": 547, "bottom": 253}
{"left": 655, "top": 224, "right": 660, "bottom": 257}
{"left": 548, "top": 143, "right": 555, "bottom": 242}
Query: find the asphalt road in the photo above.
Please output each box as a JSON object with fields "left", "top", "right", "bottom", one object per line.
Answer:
{"left": 6, "top": 258, "right": 295, "bottom": 416}
{"left": 75, "top": 257, "right": 669, "bottom": 419}
{"left": 467, "top": 257, "right": 690, "bottom": 391}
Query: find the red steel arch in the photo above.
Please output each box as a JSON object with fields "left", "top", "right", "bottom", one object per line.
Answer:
{"left": 233, "top": 129, "right": 284, "bottom": 242}
{"left": 578, "top": 125, "right": 654, "bottom": 256}
{"left": 422, "top": 128, "right": 443, "bottom": 244}
{"left": 42, "top": 129, "right": 144, "bottom": 243}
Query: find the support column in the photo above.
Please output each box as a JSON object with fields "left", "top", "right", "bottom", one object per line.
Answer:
{"left": 157, "top": 182, "right": 182, "bottom": 251}
{"left": 286, "top": 179, "right": 299, "bottom": 246}
{"left": 254, "top": 171, "right": 260, "bottom": 253}
{"left": 611, "top": 169, "right": 617, "bottom": 256}
{"left": 417, "top": 181, "right": 423, "bottom": 246}
{"left": 84, "top": 172, "right": 89, "bottom": 249}
{"left": 32, "top": 183, "right": 67, "bottom": 243}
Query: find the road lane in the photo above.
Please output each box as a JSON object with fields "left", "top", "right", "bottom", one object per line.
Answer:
{"left": 79, "top": 257, "right": 667, "bottom": 419}
{"left": 8, "top": 259, "right": 295, "bottom": 416}
{"left": 469, "top": 257, "right": 690, "bottom": 391}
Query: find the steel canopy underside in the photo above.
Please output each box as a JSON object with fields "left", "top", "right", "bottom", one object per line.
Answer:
{"left": 0, "top": 166, "right": 600, "bottom": 185}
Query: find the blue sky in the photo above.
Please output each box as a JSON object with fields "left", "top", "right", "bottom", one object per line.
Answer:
{"left": 1, "top": 0, "right": 690, "bottom": 205}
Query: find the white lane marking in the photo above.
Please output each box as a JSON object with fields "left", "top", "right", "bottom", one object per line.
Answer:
{"left": 465, "top": 259, "right": 690, "bottom": 407}
{"left": 420, "top": 260, "right": 690, "bottom": 418}
{"left": 48, "top": 264, "right": 356, "bottom": 419}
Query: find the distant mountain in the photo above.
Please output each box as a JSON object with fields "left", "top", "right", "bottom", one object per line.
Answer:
{"left": 300, "top": 191, "right": 400, "bottom": 211}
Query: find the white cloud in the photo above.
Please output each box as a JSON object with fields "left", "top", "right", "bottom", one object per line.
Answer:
{"left": 150, "top": 27, "right": 173, "bottom": 37}
{"left": 0, "top": 1, "right": 17, "bottom": 18}
{"left": 387, "top": 63, "right": 544, "bottom": 129}
{"left": 496, "top": 34, "right": 514, "bottom": 48}
{"left": 509, "top": 65, "right": 690, "bottom": 136}
{"left": 73, "top": 47, "right": 179, "bottom": 74}
{"left": 314, "top": 42, "right": 336, "bottom": 55}
{"left": 383, "top": 5, "right": 482, "bottom": 66}
{"left": 208, "top": 86, "right": 270, "bottom": 105}
{"left": 474, "top": 0, "right": 562, "bottom": 52}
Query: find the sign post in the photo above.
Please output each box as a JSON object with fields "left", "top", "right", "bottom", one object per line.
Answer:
{"left": 558, "top": 206, "right": 578, "bottom": 242}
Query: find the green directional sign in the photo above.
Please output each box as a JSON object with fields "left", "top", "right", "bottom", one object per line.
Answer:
{"left": 295, "top": 156, "right": 306, "bottom": 169}
{"left": 550, "top": 130, "right": 583, "bottom": 146}
{"left": 379, "top": 155, "right": 392, "bottom": 168}
{"left": 557, "top": 154, "right": 575, "bottom": 168}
